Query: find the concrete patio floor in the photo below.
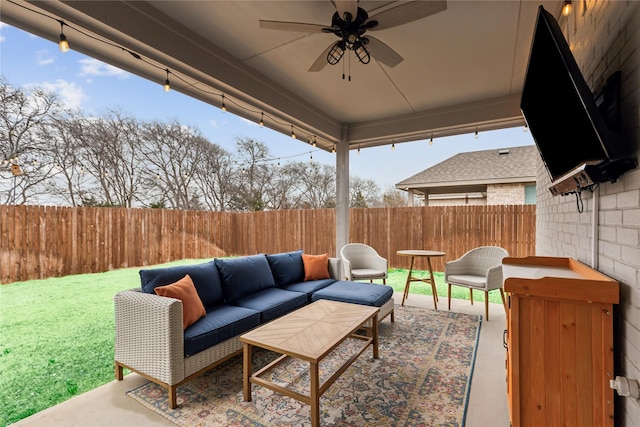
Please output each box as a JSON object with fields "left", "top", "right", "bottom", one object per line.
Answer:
{"left": 11, "top": 292, "right": 509, "bottom": 427}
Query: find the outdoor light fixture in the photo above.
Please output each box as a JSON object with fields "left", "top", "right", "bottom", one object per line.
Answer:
{"left": 327, "top": 41, "right": 345, "bottom": 65}
{"left": 164, "top": 69, "right": 171, "bottom": 92}
{"left": 562, "top": 1, "right": 572, "bottom": 16}
{"left": 58, "top": 21, "right": 69, "bottom": 52}
{"left": 353, "top": 39, "right": 370, "bottom": 64}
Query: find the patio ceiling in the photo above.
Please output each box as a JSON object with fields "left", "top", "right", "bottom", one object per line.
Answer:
{"left": 1, "top": 0, "right": 564, "bottom": 152}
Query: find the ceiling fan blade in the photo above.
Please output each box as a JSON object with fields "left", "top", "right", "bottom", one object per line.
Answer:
{"left": 331, "top": 0, "right": 358, "bottom": 21}
{"left": 308, "top": 43, "right": 336, "bottom": 72}
{"left": 259, "top": 20, "right": 329, "bottom": 33}
{"left": 366, "top": 36, "right": 403, "bottom": 68}
{"left": 369, "top": 0, "right": 447, "bottom": 31}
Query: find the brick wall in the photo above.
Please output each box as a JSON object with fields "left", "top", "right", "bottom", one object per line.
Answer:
{"left": 487, "top": 183, "right": 525, "bottom": 205}
{"left": 535, "top": 2, "right": 640, "bottom": 425}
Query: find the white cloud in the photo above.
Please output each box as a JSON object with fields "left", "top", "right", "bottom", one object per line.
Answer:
{"left": 33, "top": 79, "right": 87, "bottom": 110}
{"left": 0, "top": 22, "right": 7, "bottom": 42}
{"left": 35, "top": 49, "right": 54, "bottom": 66}
{"left": 78, "top": 58, "right": 129, "bottom": 79}
{"left": 209, "top": 120, "right": 219, "bottom": 128}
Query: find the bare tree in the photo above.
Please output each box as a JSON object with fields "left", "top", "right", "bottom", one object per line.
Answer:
{"left": 42, "top": 114, "right": 94, "bottom": 206}
{"left": 0, "top": 78, "right": 66, "bottom": 204}
{"left": 380, "top": 186, "right": 407, "bottom": 207}
{"left": 282, "top": 161, "right": 336, "bottom": 208}
{"left": 70, "top": 110, "right": 146, "bottom": 207}
{"left": 192, "top": 142, "right": 235, "bottom": 211}
{"left": 230, "top": 138, "right": 277, "bottom": 211}
{"left": 139, "top": 120, "right": 208, "bottom": 210}
{"left": 349, "top": 176, "right": 380, "bottom": 208}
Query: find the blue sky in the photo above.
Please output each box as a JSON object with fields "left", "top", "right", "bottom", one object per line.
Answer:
{"left": 0, "top": 23, "right": 534, "bottom": 191}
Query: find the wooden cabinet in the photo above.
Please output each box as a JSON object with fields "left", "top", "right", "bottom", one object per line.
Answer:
{"left": 503, "top": 256, "right": 618, "bottom": 427}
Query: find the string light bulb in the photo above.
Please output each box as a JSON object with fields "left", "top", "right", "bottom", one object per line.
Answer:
{"left": 163, "top": 69, "right": 171, "bottom": 92}
{"left": 221, "top": 95, "right": 227, "bottom": 112}
{"left": 312, "top": 137, "right": 317, "bottom": 147}
{"left": 391, "top": 142, "right": 395, "bottom": 150}
{"left": 475, "top": 128, "right": 479, "bottom": 139}
{"left": 429, "top": 135, "right": 434, "bottom": 145}
{"left": 259, "top": 112, "right": 264, "bottom": 126}
{"left": 58, "top": 21, "right": 69, "bottom": 53}
{"left": 331, "top": 145, "right": 336, "bottom": 154}
{"left": 357, "top": 146, "right": 361, "bottom": 154}
{"left": 562, "top": 0, "right": 572, "bottom": 16}
{"left": 523, "top": 123, "right": 528, "bottom": 132}
{"left": 291, "top": 126, "right": 296, "bottom": 139}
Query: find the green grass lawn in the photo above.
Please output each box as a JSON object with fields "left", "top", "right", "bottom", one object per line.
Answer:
{"left": 0, "top": 260, "right": 501, "bottom": 426}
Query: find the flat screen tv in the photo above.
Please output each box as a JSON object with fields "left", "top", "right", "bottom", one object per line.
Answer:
{"left": 520, "top": 5, "right": 627, "bottom": 183}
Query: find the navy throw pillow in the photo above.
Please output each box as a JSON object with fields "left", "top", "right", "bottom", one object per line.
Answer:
{"left": 266, "top": 250, "right": 304, "bottom": 286}
{"left": 139, "top": 260, "right": 223, "bottom": 307}
{"left": 215, "top": 254, "right": 276, "bottom": 303}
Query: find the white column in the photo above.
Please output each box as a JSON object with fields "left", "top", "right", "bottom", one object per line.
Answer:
{"left": 335, "top": 137, "right": 349, "bottom": 258}
{"left": 408, "top": 189, "right": 414, "bottom": 207}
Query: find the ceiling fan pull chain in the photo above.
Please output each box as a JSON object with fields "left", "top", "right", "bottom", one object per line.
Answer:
{"left": 342, "top": 52, "right": 346, "bottom": 80}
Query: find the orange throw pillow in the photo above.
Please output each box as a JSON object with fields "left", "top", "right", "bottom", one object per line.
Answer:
{"left": 154, "top": 274, "right": 206, "bottom": 329}
{"left": 302, "top": 253, "right": 330, "bottom": 281}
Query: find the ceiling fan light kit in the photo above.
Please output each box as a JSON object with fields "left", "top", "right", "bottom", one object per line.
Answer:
{"left": 259, "top": 0, "right": 447, "bottom": 75}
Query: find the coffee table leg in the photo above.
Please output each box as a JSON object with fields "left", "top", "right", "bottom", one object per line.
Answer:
{"left": 243, "top": 342, "right": 252, "bottom": 401}
{"left": 401, "top": 256, "right": 415, "bottom": 306}
{"left": 310, "top": 362, "right": 320, "bottom": 427}
{"left": 372, "top": 313, "right": 379, "bottom": 359}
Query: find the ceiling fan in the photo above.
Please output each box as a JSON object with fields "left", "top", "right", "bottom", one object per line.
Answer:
{"left": 259, "top": 0, "right": 447, "bottom": 72}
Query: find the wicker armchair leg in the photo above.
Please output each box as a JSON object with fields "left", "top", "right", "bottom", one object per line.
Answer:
{"left": 168, "top": 385, "right": 178, "bottom": 409}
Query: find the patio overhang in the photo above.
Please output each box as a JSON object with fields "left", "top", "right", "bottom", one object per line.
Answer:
{"left": 0, "top": 0, "right": 566, "bottom": 252}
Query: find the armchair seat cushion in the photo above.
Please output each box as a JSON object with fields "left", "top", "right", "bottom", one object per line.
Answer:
{"left": 351, "top": 268, "right": 387, "bottom": 279}
{"left": 232, "top": 288, "right": 307, "bottom": 323}
{"left": 184, "top": 305, "right": 260, "bottom": 356}
{"left": 446, "top": 274, "right": 487, "bottom": 288}
{"left": 311, "top": 280, "right": 393, "bottom": 307}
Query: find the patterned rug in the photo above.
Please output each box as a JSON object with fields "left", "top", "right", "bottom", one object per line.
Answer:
{"left": 127, "top": 305, "right": 481, "bottom": 427}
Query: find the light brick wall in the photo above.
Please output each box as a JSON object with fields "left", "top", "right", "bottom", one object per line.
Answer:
{"left": 487, "top": 183, "right": 525, "bottom": 205}
{"left": 426, "top": 197, "right": 486, "bottom": 206}
{"left": 535, "top": 2, "right": 640, "bottom": 425}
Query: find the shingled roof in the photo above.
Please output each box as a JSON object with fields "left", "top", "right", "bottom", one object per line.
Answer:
{"left": 396, "top": 145, "right": 537, "bottom": 194}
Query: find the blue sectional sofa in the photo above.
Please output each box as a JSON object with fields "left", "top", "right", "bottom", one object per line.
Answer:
{"left": 114, "top": 250, "right": 394, "bottom": 408}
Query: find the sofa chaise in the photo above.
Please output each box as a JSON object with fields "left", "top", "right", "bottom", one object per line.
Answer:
{"left": 114, "top": 250, "right": 394, "bottom": 408}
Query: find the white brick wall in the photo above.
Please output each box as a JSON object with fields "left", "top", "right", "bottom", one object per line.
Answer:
{"left": 535, "top": 2, "right": 640, "bottom": 425}
{"left": 487, "top": 183, "right": 526, "bottom": 205}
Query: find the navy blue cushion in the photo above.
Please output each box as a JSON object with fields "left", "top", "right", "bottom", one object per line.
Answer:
{"left": 139, "top": 261, "right": 223, "bottom": 307}
{"left": 280, "top": 278, "right": 336, "bottom": 302}
{"left": 232, "top": 288, "right": 307, "bottom": 323}
{"left": 265, "top": 250, "right": 304, "bottom": 287}
{"left": 215, "top": 255, "right": 276, "bottom": 303}
{"left": 311, "top": 280, "right": 393, "bottom": 307}
{"left": 183, "top": 305, "right": 260, "bottom": 357}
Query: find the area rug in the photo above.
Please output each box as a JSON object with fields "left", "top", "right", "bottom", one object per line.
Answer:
{"left": 127, "top": 305, "right": 481, "bottom": 426}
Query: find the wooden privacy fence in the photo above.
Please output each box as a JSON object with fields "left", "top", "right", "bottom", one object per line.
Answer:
{"left": 0, "top": 204, "right": 535, "bottom": 284}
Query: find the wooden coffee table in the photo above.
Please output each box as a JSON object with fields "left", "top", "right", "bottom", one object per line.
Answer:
{"left": 241, "top": 300, "right": 379, "bottom": 427}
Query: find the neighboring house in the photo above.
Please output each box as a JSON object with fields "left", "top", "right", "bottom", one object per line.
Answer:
{"left": 395, "top": 145, "right": 537, "bottom": 206}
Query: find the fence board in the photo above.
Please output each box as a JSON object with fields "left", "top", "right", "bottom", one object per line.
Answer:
{"left": 0, "top": 204, "right": 535, "bottom": 283}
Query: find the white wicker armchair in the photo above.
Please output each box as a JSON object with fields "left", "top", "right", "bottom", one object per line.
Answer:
{"left": 444, "top": 246, "right": 509, "bottom": 320}
{"left": 340, "top": 243, "right": 388, "bottom": 284}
